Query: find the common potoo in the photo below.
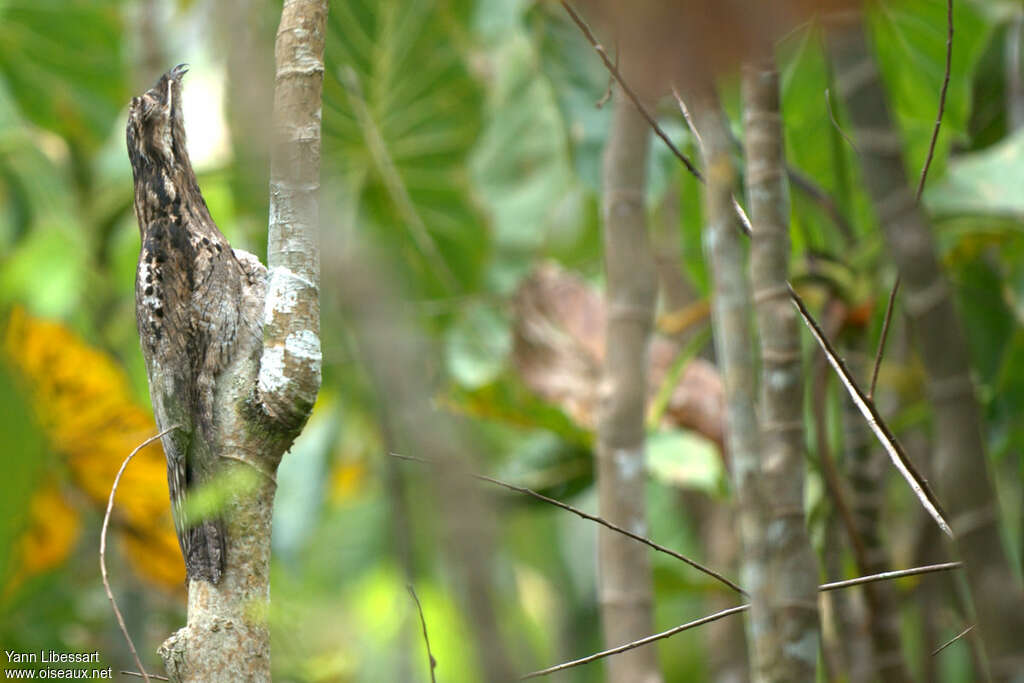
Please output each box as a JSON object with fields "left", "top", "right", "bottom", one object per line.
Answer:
{"left": 128, "top": 65, "right": 266, "bottom": 583}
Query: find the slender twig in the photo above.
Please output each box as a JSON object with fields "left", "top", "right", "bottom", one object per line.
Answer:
{"left": 521, "top": 562, "right": 964, "bottom": 678}
{"left": 575, "top": 3, "right": 953, "bottom": 539}
{"left": 407, "top": 584, "right": 437, "bottom": 683}
{"left": 819, "top": 561, "right": 963, "bottom": 591}
{"left": 916, "top": 0, "right": 954, "bottom": 201}
{"left": 931, "top": 624, "right": 975, "bottom": 656}
{"left": 561, "top": 1, "right": 703, "bottom": 181}
{"left": 520, "top": 605, "right": 750, "bottom": 679}
{"left": 121, "top": 673, "right": 170, "bottom": 681}
{"left": 390, "top": 453, "right": 747, "bottom": 596}
{"left": 101, "top": 426, "right": 178, "bottom": 683}
{"left": 789, "top": 285, "right": 952, "bottom": 537}
{"left": 825, "top": 87, "right": 861, "bottom": 155}
{"left": 671, "top": 88, "right": 703, "bottom": 152}
{"left": 596, "top": 37, "right": 618, "bottom": 108}
{"left": 868, "top": 275, "right": 901, "bottom": 400}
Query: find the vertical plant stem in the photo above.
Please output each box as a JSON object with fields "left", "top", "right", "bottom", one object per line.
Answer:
{"left": 827, "top": 13, "right": 1024, "bottom": 679}
{"left": 694, "top": 92, "right": 769, "bottom": 679}
{"left": 742, "top": 60, "right": 821, "bottom": 682}
{"left": 596, "top": 82, "right": 663, "bottom": 683}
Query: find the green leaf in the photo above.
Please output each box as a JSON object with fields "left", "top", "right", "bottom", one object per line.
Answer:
{"left": 0, "top": 0, "right": 127, "bottom": 151}
{"left": 445, "top": 303, "right": 511, "bottom": 389}
{"left": 525, "top": 2, "right": 611, "bottom": 194}
{"left": 470, "top": 33, "right": 575, "bottom": 253}
{"left": 0, "top": 226, "right": 87, "bottom": 318}
{"left": 322, "top": 0, "right": 488, "bottom": 297}
{"left": 646, "top": 430, "right": 726, "bottom": 496}
{"left": 869, "top": 0, "right": 994, "bottom": 184}
{"left": 926, "top": 127, "right": 1024, "bottom": 216}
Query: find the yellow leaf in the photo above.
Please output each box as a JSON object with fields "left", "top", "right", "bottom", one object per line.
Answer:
{"left": 6, "top": 481, "right": 80, "bottom": 592}
{"left": 4, "top": 308, "right": 185, "bottom": 590}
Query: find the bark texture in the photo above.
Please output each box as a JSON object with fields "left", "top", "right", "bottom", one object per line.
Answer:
{"left": 150, "top": 1, "right": 326, "bottom": 680}
{"left": 828, "top": 13, "right": 1024, "bottom": 679}
{"left": 694, "top": 96, "right": 771, "bottom": 679}
{"left": 742, "top": 61, "right": 820, "bottom": 681}
{"left": 258, "top": 0, "right": 325, "bottom": 428}
{"left": 596, "top": 85, "right": 663, "bottom": 683}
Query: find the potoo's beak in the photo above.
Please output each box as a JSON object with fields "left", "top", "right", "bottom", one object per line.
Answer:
{"left": 169, "top": 63, "right": 190, "bottom": 81}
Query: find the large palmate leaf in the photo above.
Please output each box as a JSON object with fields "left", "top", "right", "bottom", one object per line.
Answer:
{"left": 0, "top": 0, "right": 127, "bottom": 152}
{"left": 322, "top": 0, "right": 488, "bottom": 297}
{"left": 469, "top": 31, "right": 577, "bottom": 256}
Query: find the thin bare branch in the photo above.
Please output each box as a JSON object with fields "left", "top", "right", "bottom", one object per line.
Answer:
{"left": 916, "top": 0, "right": 954, "bottom": 201}
{"left": 790, "top": 285, "right": 952, "bottom": 537}
{"left": 521, "top": 562, "right": 964, "bottom": 678}
{"left": 931, "top": 624, "right": 975, "bottom": 657}
{"left": 390, "top": 453, "right": 746, "bottom": 597}
{"left": 407, "top": 584, "right": 437, "bottom": 683}
{"left": 818, "top": 562, "right": 962, "bottom": 592}
{"left": 121, "top": 673, "right": 170, "bottom": 681}
{"left": 869, "top": 275, "right": 901, "bottom": 400}
{"left": 561, "top": 1, "right": 703, "bottom": 181}
{"left": 102, "top": 426, "right": 178, "bottom": 683}
{"left": 520, "top": 605, "right": 751, "bottom": 679}
{"left": 595, "top": 37, "right": 618, "bottom": 108}
{"left": 671, "top": 88, "right": 703, "bottom": 151}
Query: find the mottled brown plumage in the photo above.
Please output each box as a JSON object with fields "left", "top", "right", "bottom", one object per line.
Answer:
{"left": 128, "top": 65, "right": 266, "bottom": 583}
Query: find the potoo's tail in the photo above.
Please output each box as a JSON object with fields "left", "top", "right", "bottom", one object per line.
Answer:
{"left": 184, "top": 517, "right": 226, "bottom": 584}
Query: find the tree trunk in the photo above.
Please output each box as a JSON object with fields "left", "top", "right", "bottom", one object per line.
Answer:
{"left": 156, "top": 1, "right": 326, "bottom": 680}
{"left": 596, "top": 82, "right": 663, "bottom": 683}
{"left": 827, "top": 13, "right": 1024, "bottom": 679}
{"left": 742, "top": 59, "right": 821, "bottom": 681}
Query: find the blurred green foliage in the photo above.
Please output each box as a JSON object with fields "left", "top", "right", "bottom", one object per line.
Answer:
{"left": 0, "top": 0, "right": 1021, "bottom": 681}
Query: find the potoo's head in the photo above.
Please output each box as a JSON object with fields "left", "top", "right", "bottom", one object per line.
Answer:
{"left": 126, "top": 64, "right": 189, "bottom": 169}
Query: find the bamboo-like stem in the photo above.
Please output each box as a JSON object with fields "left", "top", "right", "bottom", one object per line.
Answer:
{"left": 742, "top": 60, "right": 821, "bottom": 681}
{"left": 595, "top": 81, "right": 663, "bottom": 683}
{"left": 694, "top": 91, "right": 771, "bottom": 678}
{"left": 827, "top": 12, "right": 1024, "bottom": 678}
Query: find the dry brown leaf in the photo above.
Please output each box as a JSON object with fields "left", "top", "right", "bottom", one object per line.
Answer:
{"left": 513, "top": 263, "right": 724, "bottom": 453}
